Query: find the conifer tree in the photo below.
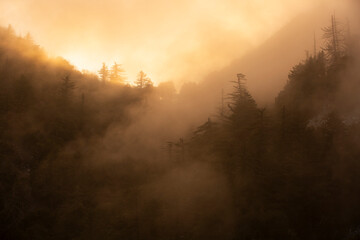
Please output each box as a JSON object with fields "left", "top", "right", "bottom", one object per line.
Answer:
{"left": 98, "top": 63, "right": 109, "bottom": 83}
{"left": 109, "top": 62, "right": 126, "bottom": 84}
{"left": 135, "top": 71, "right": 153, "bottom": 88}
{"left": 24, "top": 32, "right": 34, "bottom": 44}
{"left": 322, "top": 14, "right": 347, "bottom": 64}
{"left": 60, "top": 75, "right": 76, "bottom": 105}
{"left": 227, "top": 73, "right": 257, "bottom": 128}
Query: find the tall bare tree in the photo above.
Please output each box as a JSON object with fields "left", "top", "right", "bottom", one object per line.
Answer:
{"left": 322, "top": 14, "right": 347, "bottom": 63}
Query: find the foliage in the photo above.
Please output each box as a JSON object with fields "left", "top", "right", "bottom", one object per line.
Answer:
{"left": 0, "top": 16, "right": 360, "bottom": 240}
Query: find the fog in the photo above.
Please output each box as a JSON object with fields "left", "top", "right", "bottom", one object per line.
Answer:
{"left": 1, "top": 0, "right": 360, "bottom": 239}
{"left": 0, "top": 0, "right": 335, "bottom": 85}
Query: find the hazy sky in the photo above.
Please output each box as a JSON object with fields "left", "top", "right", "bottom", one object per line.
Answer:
{"left": 0, "top": 0, "right": 335, "bottom": 85}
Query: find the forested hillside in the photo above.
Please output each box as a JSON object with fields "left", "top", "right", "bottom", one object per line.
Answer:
{"left": 0, "top": 25, "right": 160, "bottom": 240}
{"left": 1, "top": 14, "right": 360, "bottom": 240}
{"left": 185, "top": 15, "right": 360, "bottom": 239}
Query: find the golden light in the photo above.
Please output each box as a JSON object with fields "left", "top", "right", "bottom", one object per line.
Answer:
{"left": 0, "top": 0, "right": 332, "bottom": 86}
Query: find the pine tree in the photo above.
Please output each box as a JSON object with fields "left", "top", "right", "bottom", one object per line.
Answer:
{"left": 225, "top": 73, "right": 259, "bottom": 170}
{"left": 6, "top": 24, "right": 15, "bottom": 36}
{"left": 227, "top": 74, "right": 257, "bottom": 124}
{"left": 24, "top": 33, "right": 34, "bottom": 44}
{"left": 135, "top": 71, "right": 153, "bottom": 88}
{"left": 322, "top": 14, "right": 347, "bottom": 64}
{"left": 109, "top": 62, "right": 126, "bottom": 84}
{"left": 60, "top": 75, "right": 76, "bottom": 104}
{"left": 98, "top": 63, "right": 109, "bottom": 84}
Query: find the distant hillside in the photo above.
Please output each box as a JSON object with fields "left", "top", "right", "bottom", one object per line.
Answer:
{"left": 223, "top": 10, "right": 330, "bottom": 102}
{"left": 175, "top": 8, "right": 332, "bottom": 127}
{"left": 183, "top": 7, "right": 332, "bottom": 115}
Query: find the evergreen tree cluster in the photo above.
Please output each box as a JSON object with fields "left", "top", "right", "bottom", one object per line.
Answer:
{"left": 184, "top": 16, "right": 360, "bottom": 240}
{"left": 0, "top": 16, "right": 360, "bottom": 240}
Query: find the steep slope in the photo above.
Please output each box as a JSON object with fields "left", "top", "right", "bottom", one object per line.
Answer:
{"left": 179, "top": 7, "right": 332, "bottom": 122}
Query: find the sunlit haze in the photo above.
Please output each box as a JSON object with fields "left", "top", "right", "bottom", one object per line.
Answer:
{"left": 0, "top": 0, "right": 331, "bottom": 85}
{"left": 1, "top": 1, "right": 360, "bottom": 239}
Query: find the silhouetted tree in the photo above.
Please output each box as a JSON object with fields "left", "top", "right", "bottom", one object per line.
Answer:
{"left": 110, "top": 62, "right": 126, "bottom": 84}
{"left": 98, "top": 62, "right": 109, "bottom": 84}
{"left": 60, "top": 75, "right": 76, "bottom": 104}
{"left": 135, "top": 71, "right": 153, "bottom": 88}
{"left": 322, "top": 14, "right": 347, "bottom": 64}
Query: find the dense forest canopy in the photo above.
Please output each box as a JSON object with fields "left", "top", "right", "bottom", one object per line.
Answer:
{"left": 1, "top": 8, "right": 360, "bottom": 240}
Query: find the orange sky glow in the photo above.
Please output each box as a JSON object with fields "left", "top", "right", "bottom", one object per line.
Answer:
{"left": 0, "top": 0, "right": 337, "bottom": 85}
